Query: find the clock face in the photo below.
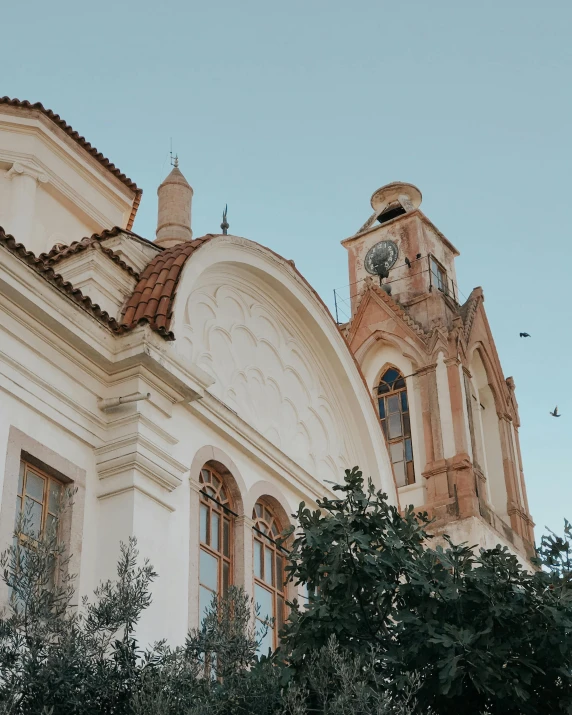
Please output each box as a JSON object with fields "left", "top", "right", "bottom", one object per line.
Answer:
{"left": 364, "top": 240, "right": 399, "bottom": 276}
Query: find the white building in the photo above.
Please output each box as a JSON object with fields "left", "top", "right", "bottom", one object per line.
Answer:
{"left": 0, "top": 98, "right": 534, "bottom": 647}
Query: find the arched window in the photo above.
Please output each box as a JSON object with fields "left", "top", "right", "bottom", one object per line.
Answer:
{"left": 252, "top": 501, "right": 286, "bottom": 653}
{"left": 377, "top": 367, "right": 415, "bottom": 487}
{"left": 199, "top": 466, "right": 233, "bottom": 624}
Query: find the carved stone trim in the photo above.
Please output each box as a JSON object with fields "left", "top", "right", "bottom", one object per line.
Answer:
{"left": 7, "top": 160, "right": 49, "bottom": 184}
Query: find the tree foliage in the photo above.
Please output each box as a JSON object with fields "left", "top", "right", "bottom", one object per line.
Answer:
{"left": 1, "top": 467, "right": 572, "bottom": 713}
{"left": 282, "top": 467, "right": 572, "bottom": 714}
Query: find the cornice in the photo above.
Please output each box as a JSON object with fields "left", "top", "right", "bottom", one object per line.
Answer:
{"left": 415, "top": 363, "right": 438, "bottom": 377}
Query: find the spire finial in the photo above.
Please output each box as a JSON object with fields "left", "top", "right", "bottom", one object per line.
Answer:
{"left": 169, "top": 142, "right": 179, "bottom": 168}
{"left": 221, "top": 204, "right": 229, "bottom": 235}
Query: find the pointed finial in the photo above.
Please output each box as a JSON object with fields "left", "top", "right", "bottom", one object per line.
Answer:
{"left": 221, "top": 204, "right": 229, "bottom": 235}
{"left": 169, "top": 144, "right": 179, "bottom": 168}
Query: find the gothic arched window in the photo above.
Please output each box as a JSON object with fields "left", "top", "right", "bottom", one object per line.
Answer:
{"left": 252, "top": 501, "right": 286, "bottom": 653}
{"left": 377, "top": 367, "right": 415, "bottom": 487}
{"left": 199, "top": 467, "right": 233, "bottom": 624}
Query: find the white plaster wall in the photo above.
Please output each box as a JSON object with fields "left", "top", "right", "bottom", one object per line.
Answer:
{"left": 32, "top": 184, "right": 99, "bottom": 252}
{"left": 0, "top": 168, "right": 10, "bottom": 227}
{"left": 169, "top": 236, "right": 396, "bottom": 501}
{"left": 0, "top": 111, "right": 135, "bottom": 253}
{"left": 434, "top": 516, "right": 530, "bottom": 570}
{"left": 0, "top": 232, "right": 398, "bottom": 648}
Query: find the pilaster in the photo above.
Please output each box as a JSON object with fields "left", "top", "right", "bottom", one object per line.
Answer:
{"left": 444, "top": 356, "right": 470, "bottom": 457}
{"left": 7, "top": 160, "right": 48, "bottom": 251}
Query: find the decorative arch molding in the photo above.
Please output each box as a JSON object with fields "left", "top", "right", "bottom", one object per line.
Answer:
{"left": 246, "top": 480, "right": 293, "bottom": 530}
{"left": 189, "top": 445, "right": 246, "bottom": 515}
{"left": 169, "top": 235, "right": 397, "bottom": 503}
{"left": 354, "top": 330, "right": 425, "bottom": 370}
{"left": 468, "top": 343, "right": 508, "bottom": 416}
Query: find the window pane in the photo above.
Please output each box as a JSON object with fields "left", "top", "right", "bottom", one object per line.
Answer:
{"left": 378, "top": 400, "right": 385, "bottom": 419}
{"left": 380, "top": 419, "right": 387, "bottom": 437}
{"left": 390, "top": 442, "right": 404, "bottom": 463}
{"left": 18, "top": 463, "right": 24, "bottom": 495}
{"left": 405, "top": 439, "right": 413, "bottom": 462}
{"left": 200, "top": 504, "right": 208, "bottom": 544}
{"left": 394, "top": 377, "right": 405, "bottom": 390}
{"left": 223, "top": 519, "right": 230, "bottom": 557}
{"left": 254, "top": 540, "right": 263, "bottom": 579}
{"left": 400, "top": 391, "right": 408, "bottom": 412}
{"left": 257, "top": 621, "right": 274, "bottom": 657}
{"left": 222, "top": 561, "right": 230, "bottom": 595}
{"left": 393, "top": 460, "right": 407, "bottom": 487}
{"left": 201, "top": 469, "right": 211, "bottom": 483}
{"left": 199, "top": 585, "right": 213, "bottom": 625}
{"left": 23, "top": 498, "right": 42, "bottom": 537}
{"left": 200, "top": 549, "right": 218, "bottom": 591}
{"left": 387, "top": 395, "right": 400, "bottom": 414}
{"left": 45, "top": 513, "right": 57, "bottom": 537}
{"left": 383, "top": 368, "right": 399, "bottom": 384}
{"left": 377, "top": 382, "right": 390, "bottom": 394}
{"left": 264, "top": 546, "right": 274, "bottom": 586}
{"left": 48, "top": 481, "right": 62, "bottom": 514}
{"left": 255, "top": 583, "right": 274, "bottom": 623}
{"left": 388, "top": 412, "right": 402, "bottom": 438}
{"left": 25, "top": 471, "right": 45, "bottom": 502}
{"left": 403, "top": 413, "right": 411, "bottom": 437}
{"left": 211, "top": 512, "right": 220, "bottom": 552}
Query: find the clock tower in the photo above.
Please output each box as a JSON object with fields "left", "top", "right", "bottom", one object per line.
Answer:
{"left": 341, "top": 182, "right": 535, "bottom": 563}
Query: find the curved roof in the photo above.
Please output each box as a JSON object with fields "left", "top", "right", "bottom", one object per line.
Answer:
{"left": 0, "top": 97, "right": 142, "bottom": 230}
{"left": 120, "top": 235, "right": 215, "bottom": 339}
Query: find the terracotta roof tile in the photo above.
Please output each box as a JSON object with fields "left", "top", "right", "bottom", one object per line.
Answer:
{"left": 0, "top": 226, "right": 129, "bottom": 335}
{"left": 0, "top": 97, "right": 142, "bottom": 229}
{"left": 120, "top": 235, "right": 216, "bottom": 339}
{"left": 40, "top": 227, "right": 144, "bottom": 279}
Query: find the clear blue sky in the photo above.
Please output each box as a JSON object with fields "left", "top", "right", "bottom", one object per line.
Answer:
{"left": 3, "top": 0, "right": 570, "bottom": 540}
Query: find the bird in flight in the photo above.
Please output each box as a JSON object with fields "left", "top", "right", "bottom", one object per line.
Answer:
{"left": 405, "top": 257, "right": 412, "bottom": 268}
{"left": 519, "top": 332, "right": 531, "bottom": 338}
{"left": 550, "top": 406, "right": 561, "bottom": 417}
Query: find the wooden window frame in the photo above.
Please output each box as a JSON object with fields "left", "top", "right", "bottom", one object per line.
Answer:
{"left": 429, "top": 254, "right": 449, "bottom": 297}
{"left": 199, "top": 467, "right": 234, "bottom": 623}
{"left": 376, "top": 368, "right": 415, "bottom": 487}
{"left": 252, "top": 502, "right": 286, "bottom": 652}
{"left": 16, "top": 460, "right": 63, "bottom": 545}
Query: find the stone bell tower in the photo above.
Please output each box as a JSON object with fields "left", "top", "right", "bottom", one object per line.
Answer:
{"left": 342, "top": 182, "right": 535, "bottom": 563}
{"left": 343, "top": 182, "right": 461, "bottom": 334}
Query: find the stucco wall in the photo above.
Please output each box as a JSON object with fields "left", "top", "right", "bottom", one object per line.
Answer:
{"left": 0, "top": 232, "right": 397, "bottom": 647}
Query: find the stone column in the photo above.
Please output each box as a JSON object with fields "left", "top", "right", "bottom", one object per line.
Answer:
{"left": 444, "top": 356, "right": 469, "bottom": 457}
{"left": 418, "top": 364, "right": 448, "bottom": 514}
{"left": 235, "top": 514, "right": 255, "bottom": 600}
{"left": 497, "top": 412, "right": 526, "bottom": 539}
{"left": 7, "top": 160, "right": 48, "bottom": 251}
